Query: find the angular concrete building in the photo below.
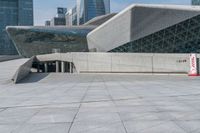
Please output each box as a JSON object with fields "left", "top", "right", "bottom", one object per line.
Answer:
{"left": 6, "top": 14, "right": 115, "bottom": 57}
{"left": 87, "top": 4, "right": 200, "bottom": 53}
{"left": 7, "top": 4, "right": 200, "bottom": 57}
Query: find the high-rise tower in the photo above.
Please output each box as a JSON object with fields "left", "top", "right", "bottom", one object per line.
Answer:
{"left": 0, "top": 0, "right": 33, "bottom": 55}
{"left": 192, "top": 0, "right": 200, "bottom": 5}
{"left": 77, "top": 0, "right": 110, "bottom": 25}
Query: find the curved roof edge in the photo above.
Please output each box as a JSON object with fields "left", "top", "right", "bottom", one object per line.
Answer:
{"left": 6, "top": 25, "right": 97, "bottom": 30}
{"left": 87, "top": 4, "right": 200, "bottom": 52}
{"left": 88, "top": 4, "right": 200, "bottom": 38}
{"left": 83, "top": 13, "right": 117, "bottom": 26}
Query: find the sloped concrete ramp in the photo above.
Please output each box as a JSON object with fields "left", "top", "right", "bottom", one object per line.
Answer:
{"left": 0, "top": 58, "right": 28, "bottom": 84}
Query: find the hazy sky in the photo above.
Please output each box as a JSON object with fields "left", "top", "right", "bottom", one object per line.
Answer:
{"left": 33, "top": 0, "right": 190, "bottom": 26}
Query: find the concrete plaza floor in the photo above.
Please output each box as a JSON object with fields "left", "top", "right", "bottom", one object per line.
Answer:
{"left": 1, "top": 59, "right": 200, "bottom": 133}
{"left": 0, "top": 55, "right": 21, "bottom": 62}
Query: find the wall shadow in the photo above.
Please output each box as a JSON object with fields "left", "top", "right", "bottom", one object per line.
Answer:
{"left": 19, "top": 73, "right": 49, "bottom": 84}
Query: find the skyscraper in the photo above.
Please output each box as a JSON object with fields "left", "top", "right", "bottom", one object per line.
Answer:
{"left": 192, "top": 0, "right": 200, "bottom": 5}
{"left": 72, "top": 6, "right": 78, "bottom": 25}
{"left": 77, "top": 0, "right": 110, "bottom": 25}
{"left": 0, "top": 0, "right": 33, "bottom": 55}
{"left": 66, "top": 6, "right": 78, "bottom": 26}
{"left": 66, "top": 9, "right": 73, "bottom": 26}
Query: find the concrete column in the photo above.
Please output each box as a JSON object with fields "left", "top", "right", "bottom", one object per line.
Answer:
{"left": 61, "top": 61, "right": 65, "bottom": 73}
{"left": 37, "top": 63, "right": 40, "bottom": 73}
{"left": 70, "top": 62, "right": 72, "bottom": 73}
{"left": 56, "top": 61, "right": 59, "bottom": 73}
{"left": 44, "top": 62, "right": 48, "bottom": 73}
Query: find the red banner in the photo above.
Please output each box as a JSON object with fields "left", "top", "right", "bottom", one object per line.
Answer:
{"left": 189, "top": 54, "right": 198, "bottom": 76}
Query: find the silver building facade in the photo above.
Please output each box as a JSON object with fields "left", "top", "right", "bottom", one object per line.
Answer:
{"left": 77, "top": 0, "right": 110, "bottom": 25}
{"left": 0, "top": 0, "right": 33, "bottom": 55}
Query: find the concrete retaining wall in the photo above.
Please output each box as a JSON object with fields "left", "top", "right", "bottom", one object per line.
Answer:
{"left": 36, "top": 53, "right": 190, "bottom": 73}
{"left": 72, "top": 53, "right": 190, "bottom": 73}
{"left": 12, "top": 52, "right": 196, "bottom": 83}
{"left": 152, "top": 54, "right": 189, "bottom": 73}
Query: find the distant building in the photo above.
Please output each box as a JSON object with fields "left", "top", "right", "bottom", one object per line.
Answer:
{"left": 50, "top": 7, "right": 67, "bottom": 26}
{"left": 66, "top": 9, "right": 73, "bottom": 26}
{"left": 56, "top": 7, "right": 67, "bottom": 18}
{"left": 72, "top": 7, "right": 78, "bottom": 25}
{"left": 77, "top": 0, "right": 110, "bottom": 25}
{"left": 0, "top": 0, "right": 33, "bottom": 55}
{"left": 45, "top": 21, "right": 51, "bottom": 26}
{"left": 192, "top": 0, "right": 200, "bottom": 5}
{"left": 66, "top": 0, "right": 110, "bottom": 26}
{"left": 50, "top": 18, "right": 66, "bottom": 26}
{"left": 66, "top": 6, "right": 78, "bottom": 26}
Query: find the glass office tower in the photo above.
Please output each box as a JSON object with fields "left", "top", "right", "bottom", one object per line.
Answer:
{"left": 192, "top": 0, "right": 200, "bottom": 5}
{"left": 0, "top": 0, "right": 33, "bottom": 55}
{"left": 77, "top": 0, "right": 110, "bottom": 25}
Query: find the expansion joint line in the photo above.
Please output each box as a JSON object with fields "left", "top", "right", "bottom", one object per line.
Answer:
{"left": 67, "top": 76, "right": 95, "bottom": 133}
{"left": 118, "top": 77, "right": 188, "bottom": 133}
{"left": 164, "top": 85, "right": 200, "bottom": 133}
{"left": 101, "top": 75, "right": 128, "bottom": 133}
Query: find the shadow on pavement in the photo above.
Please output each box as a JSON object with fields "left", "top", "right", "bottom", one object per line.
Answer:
{"left": 19, "top": 73, "right": 49, "bottom": 84}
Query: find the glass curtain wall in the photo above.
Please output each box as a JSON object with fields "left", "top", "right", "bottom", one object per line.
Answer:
{"left": 77, "top": 0, "right": 110, "bottom": 25}
{"left": 192, "top": 0, "right": 200, "bottom": 5}
{"left": 0, "top": 0, "right": 33, "bottom": 55}
{"left": 0, "top": 0, "right": 18, "bottom": 55}
{"left": 7, "top": 27, "right": 95, "bottom": 57}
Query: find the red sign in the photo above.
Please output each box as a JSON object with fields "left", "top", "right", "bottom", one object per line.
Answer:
{"left": 189, "top": 54, "right": 198, "bottom": 76}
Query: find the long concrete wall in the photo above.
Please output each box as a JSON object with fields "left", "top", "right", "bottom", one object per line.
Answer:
{"left": 13, "top": 52, "right": 196, "bottom": 83}
{"left": 72, "top": 53, "right": 190, "bottom": 73}
{"left": 36, "top": 53, "right": 190, "bottom": 73}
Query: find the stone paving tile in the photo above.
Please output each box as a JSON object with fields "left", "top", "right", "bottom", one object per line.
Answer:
{"left": 69, "top": 121, "right": 127, "bottom": 133}
{"left": 13, "top": 123, "right": 71, "bottom": 133}
{"left": 139, "top": 121, "right": 186, "bottom": 133}
{"left": 0, "top": 124, "right": 20, "bottom": 133}
{"left": 1, "top": 60, "right": 200, "bottom": 133}
{"left": 0, "top": 107, "right": 41, "bottom": 125}
{"left": 28, "top": 107, "right": 78, "bottom": 124}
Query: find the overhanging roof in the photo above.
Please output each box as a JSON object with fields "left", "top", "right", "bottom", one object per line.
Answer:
{"left": 87, "top": 4, "right": 200, "bottom": 52}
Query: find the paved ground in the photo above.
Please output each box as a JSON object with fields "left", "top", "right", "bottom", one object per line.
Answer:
{"left": 0, "top": 55, "right": 21, "bottom": 62}
{"left": 1, "top": 59, "right": 200, "bottom": 133}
